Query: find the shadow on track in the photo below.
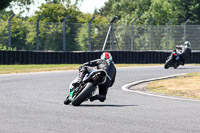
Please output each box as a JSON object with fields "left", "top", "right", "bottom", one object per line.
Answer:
{"left": 177, "top": 67, "right": 198, "bottom": 69}
{"left": 165, "top": 67, "right": 198, "bottom": 70}
{"left": 78, "top": 104, "right": 138, "bottom": 107}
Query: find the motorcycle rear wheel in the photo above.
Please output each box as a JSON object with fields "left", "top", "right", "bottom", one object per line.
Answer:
{"left": 72, "top": 82, "right": 94, "bottom": 106}
{"left": 174, "top": 62, "right": 180, "bottom": 69}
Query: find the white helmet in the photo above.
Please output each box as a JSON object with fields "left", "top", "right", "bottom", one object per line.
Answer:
{"left": 184, "top": 41, "right": 191, "bottom": 47}
{"left": 100, "top": 52, "right": 112, "bottom": 60}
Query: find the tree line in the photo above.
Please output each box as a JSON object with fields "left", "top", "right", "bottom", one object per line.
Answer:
{"left": 0, "top": 0, "right": 200, "bottom": 51}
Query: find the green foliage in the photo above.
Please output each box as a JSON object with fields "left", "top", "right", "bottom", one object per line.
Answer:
{"left": 96, "top": 0, "right": 200, "bottom": 25}
{"left": 1, "top": 0, "right": 34, "bottom": 14}
{"left": 1, "top": 0, "right": 200, "bottom": 51}
{"left": 45, "top": 0, "right": 81, "bottom": 5}
{"left": 143, "top": 0, "right": 174, "bottom": 25}
{"left": 0, "top": 21, "right": 8, "bottom": 49}
{"left": 75, "top": 14, "right": 109, "bottom": 51}
{"left": 0, "top": 0, "right": 12, "bottom": 10}
{"left": 27, "top": 2, "right": 83, "bottom": 51}
{"left": 95, "top": 0, "right": 200, "bottom": 50}
{"left": 13, "top": 0, "right": 33, "bottom": 5}
{"left": 97, "top": 0, "right": 175, "bottom": 25}
{"left": 0, "top": 1, "right": 110, "bottom": 51}
{"left": 26, "top": 2, "right": 110, "bottom": 51}
{"left": 170, "top": 0, "right": 200, "bottom": 24}
{"left": 10, "top": 16, "right": 30, "bottom": 50}
{"left": 0, "top": 14, "right": 33, "bottom": 50}
{"left": 28, "top": 3, "right": 81, "bottom": 23}
{"left": 0, "top": 44, "right": 15, "bottom": 50}
{"left": 0, "top": 11, "right": 14, "bottom": 21}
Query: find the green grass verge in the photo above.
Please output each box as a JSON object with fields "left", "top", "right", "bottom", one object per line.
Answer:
{"left": 0, "top": 64, "right": 163, "bottom": 74}
{"left": 0, "top": 64, "right": 198, "bottom": 74}
{"left": 0, "top": 64, "right": 81, "bottom": 74}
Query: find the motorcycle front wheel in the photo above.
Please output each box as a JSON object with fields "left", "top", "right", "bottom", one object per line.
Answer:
{"left": 164, "top": 58, "right": 172, "bottom": 69}
{"left": 72, "top": 82, "right": 95, "bottom": 106}
{"left": 64, "top": 96, "right": 71, "bottom": 105}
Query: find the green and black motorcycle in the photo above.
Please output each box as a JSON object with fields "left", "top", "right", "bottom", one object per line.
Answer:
{"left": 64, "top": 69, "right": 108, "bottom": 106}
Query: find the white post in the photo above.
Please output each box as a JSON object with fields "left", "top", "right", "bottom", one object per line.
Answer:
{"left": 102, "top": 16, "right": 118, "bottom": 51}
{"left": 184, "top": 18, "right": 190, "bottom": 42}
{"left": 8, "top": 14, "right": 15, "bottom": 48}
{"left": 63, "top": 16, "right": 70, "bottom": 51}
{"left": 102, "top": 26, "right": 112, "bottom": 50}
{"left": 131, "top": 18, "right": 137, "bottom": 51}
{"left": 149, "top": 18, "right": 156, "bottom": 50}
{"left": 166, "top": 19, "right": 173, "bottom": 50}
{"left": 88, "top": 16, "right": 95, "bottom": 51}
{"left": 36, "top": 15, "right": 43, "bottom": 51}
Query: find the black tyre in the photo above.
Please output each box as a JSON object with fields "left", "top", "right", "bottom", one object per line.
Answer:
{"left": 174, "top": 62, "right": 180, "bottom": 69}
{"left": 164, "top": 58, "right": 172, "bottom": 69}
{"left": 64, "top": 99, "right": 71, "bottom": 105}
{"left": 64, "top": 96, "right": 71, "bottom": 105}
{"left": 174, "top": 63, "right": 177, "bottom": 69}
{"left": 72, "top": 82, "right": 94, "bottom": 106}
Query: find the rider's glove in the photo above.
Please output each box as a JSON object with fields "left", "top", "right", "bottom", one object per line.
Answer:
{"left": 83, "top": 62, "right": 89, "bottom": 66}
{"left": 79, "top": 65, "right": 84, "bottom": 71}
{"left": 79, "top": 62, "right": 89, "bottom": 70}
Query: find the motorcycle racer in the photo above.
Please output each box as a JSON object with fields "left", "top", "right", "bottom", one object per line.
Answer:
{"left": 64, "top": 52, "right": 116, "bottom": 105}
{"left": 175, "top": 41, "right": 192, "bottom": 65}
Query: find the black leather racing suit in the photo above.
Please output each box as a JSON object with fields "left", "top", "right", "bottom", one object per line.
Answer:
{"left": 78, "top": 59, "right": 116, "bottom": 102}
{"left": 175, "top": 45, "right": 192, "bottom": 65}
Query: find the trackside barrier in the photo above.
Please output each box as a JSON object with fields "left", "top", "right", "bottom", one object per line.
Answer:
{"left": 0, "top": 50, "right": 199, "bottom": 64}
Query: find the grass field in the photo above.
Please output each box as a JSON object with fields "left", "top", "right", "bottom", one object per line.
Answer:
{"left": 1, "top": 64, "right": 199, "bottom": 74}
{"left": 0, "top": 64, "right": 163, "bottom": 74}
{"left": 0, "top": 64, "right": 82, "bottom": 74}
{"left": 147, "top": 72, "right": 200, "bottom": 100}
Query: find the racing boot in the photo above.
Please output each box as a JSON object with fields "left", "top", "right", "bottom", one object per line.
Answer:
{"left": 90, "top": 95, "right": 106, "bottom": 102}
{"left": 181, "top": 60, "right": 185, "bottom": 66}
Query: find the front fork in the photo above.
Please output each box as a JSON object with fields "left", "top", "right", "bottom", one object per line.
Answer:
{"left": 68, "top": 90, "right": 75, "bottom": 101}
{"left": 68, "top": 85, "right": 81, "bottom": 101}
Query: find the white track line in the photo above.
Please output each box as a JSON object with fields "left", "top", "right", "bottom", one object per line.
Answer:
{"left": 121, "top": 73, "right": 200, "bottom": 102}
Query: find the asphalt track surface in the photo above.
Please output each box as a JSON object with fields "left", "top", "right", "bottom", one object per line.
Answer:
{"left": 0, "top": 65, "right": 200, "bottom": 133}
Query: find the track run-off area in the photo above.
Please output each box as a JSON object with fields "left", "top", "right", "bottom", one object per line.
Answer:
{"left": 0, "top": 65, "right": 200, "bottom": 133}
